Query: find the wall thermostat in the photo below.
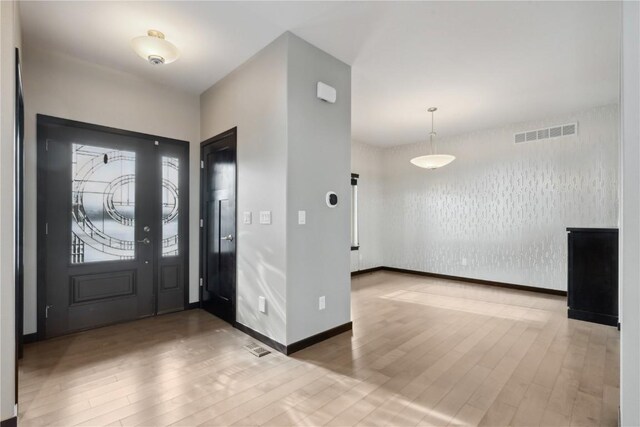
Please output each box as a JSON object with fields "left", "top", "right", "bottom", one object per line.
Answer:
{"left": 326, "top": 191, "right": 338, "bottom": 208}
{"left": 317, "top": 82, "right": 337, "bottom": 104}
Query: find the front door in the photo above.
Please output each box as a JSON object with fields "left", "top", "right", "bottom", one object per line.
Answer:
{"left": 38, "top": 116, "right": 188, "bottom": 338}
{"left": 201, "top": 129, "right": 237, "bottom": 324}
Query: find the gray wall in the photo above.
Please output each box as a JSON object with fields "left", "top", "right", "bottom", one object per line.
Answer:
{"left": 352, "top": 104, "right": 619, "bottom": 291}
{"left": 21, "top": 46, "right": 201, "bottom": 335}
{"left": 200, "top": 34, "right": 289, "bottom": 344}
{"left": 200, "top": 32, "right": 352, "bottom": 345}
{"left": 0, "top": 1, "right": 21, "bottom": 421}
{"left": 286, "top": 35, "right": 351, "bottom": 344}
{"left": 621, "top": 1, "right": 640, "bottom": 424}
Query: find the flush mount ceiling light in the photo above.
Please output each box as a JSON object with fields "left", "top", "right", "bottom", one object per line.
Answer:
{"left": 131, "top": 30, "right": 179, "bottom": 65}
{"left": 410, "top": 107, "right": 456, "bottom": 170}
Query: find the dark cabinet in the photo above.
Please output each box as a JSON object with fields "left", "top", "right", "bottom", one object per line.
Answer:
{"left": 567, "top": 228, "right": 618, "bottom": 326}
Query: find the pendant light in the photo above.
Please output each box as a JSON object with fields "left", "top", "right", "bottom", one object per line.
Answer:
{"left": 131, "top": 30, "right": 180, "bottom": 65}
{"left": 410, "top": 107, "right": 456, "bottom": 169}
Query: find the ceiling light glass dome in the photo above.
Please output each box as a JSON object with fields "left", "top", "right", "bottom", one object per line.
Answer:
{"left": 131, "top": 30, "right": 180, "bottom": 65}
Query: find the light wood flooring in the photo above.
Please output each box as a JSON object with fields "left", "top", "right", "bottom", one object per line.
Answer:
{"left": 19, "top": 271, "right": 619, "bottom": 426}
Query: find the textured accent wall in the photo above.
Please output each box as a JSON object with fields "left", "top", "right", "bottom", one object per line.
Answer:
{"left": 353, "top": 104, "right": 619, "bottom": 290}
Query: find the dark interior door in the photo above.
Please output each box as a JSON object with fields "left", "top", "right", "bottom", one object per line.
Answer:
{"left": 201, "top": 129, "right": 237, "bottom": 324}
{"left": 38, "top": 116, "right": 188, "bottom": 338}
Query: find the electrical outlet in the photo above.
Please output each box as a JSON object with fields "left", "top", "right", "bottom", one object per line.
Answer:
{"left": 462, "top": 258, "right": 468, "bottom": 266}
{"left": 258, "top": 296, "right": 266, "bottom": 313}
{"left": 243, "top": 211, "right": 252, "bottom": 225}
{"left": 259, "top": 211, "right": 272, "bottom": 225}
{"left": 319, "top": 296, "right": 326, "bottom": 310}
{"left": 298, "top": 210, "right": 306, "bottom": 225}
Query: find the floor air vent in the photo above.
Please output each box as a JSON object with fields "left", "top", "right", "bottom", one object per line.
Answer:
{"left": 514, "top": 122, "right": 577, "bottom": 144}
{"left": 244, "top": 343, "right": 271, "bottom": 357}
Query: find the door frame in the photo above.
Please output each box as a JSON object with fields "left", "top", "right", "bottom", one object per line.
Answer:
{"left": 15, "top": 46, "right": 24, "bottom": 407}
{"left": 36, "top": 114, "right": 190, "bottom": 340}
{"left": 199, "top": 127, "right": 238, "bottom": 323}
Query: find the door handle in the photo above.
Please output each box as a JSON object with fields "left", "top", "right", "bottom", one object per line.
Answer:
{"left": 221, "top": 234, "right": 234, "bottom": 242}
{"left": 137, "top": 237, "right": 150, "bottom": 245}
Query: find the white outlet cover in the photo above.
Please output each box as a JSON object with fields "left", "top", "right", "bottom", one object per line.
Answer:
{"left": 462, "top": 258, "right": 468, "bottom": 266}
{"left": 258, "top": 296, "right": 266, "bottom": 313}
{"left": 259, "top": 211, "right": 271, "bottom": 225}
{"left": 243, "top": 211, "right": 252, "bottom": 225}
{"left": 319, "top": 296, "right": 326, "bottom": 310}
{"left": 298, "top": 210, "right": 306, "bottom": 225}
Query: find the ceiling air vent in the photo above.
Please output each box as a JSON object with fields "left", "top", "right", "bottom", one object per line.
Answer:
{"left": 514, "top": 122, "right": 578, "bottom": 144}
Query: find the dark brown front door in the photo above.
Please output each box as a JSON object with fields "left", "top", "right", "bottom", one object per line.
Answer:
{"left": 200, "top": 128, "right": 237, "bottom": 324}
{"left": 38, "top": 116, "right": 188, "bottom": 338}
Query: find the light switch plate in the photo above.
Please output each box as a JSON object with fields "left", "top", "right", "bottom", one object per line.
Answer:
{"left": 243, "top": 211, "right": 252, "bottom": 225}
{"left": 298, "top": 210, "right": 306, "bottom": 225}
{"left": 319, "top": 296, "right": 326, "bottom": 310}
{"left": 259, "top": 211, "right": 271, "bottom": 225}
{"left": 258, "top": 296, "right": 266, "bottom": 313}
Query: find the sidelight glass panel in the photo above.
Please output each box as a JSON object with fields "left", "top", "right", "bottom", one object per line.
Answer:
{"left": 162, "top": 156, "right": 179, "bottom": 257}
{"left": 71, "top": 144, "right": 136, "bottom": 263}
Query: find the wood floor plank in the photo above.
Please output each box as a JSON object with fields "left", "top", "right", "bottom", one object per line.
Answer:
{"left": 19, "top": 272, "right": 619, "bottom": 427}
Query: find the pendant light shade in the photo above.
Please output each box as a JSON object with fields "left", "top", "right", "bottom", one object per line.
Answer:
{"left": 131, "top": 30, "right": 180, "bottom": 65}
{"left": 410, "top": 107, "right": 456, "bottom": 170}
{"left": 410, "top": 154, "right": 456, "bottom": 169}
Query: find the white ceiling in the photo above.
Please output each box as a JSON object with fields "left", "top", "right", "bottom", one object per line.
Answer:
{"left": 19, "top": 1, "right": 620, "bottom": 147}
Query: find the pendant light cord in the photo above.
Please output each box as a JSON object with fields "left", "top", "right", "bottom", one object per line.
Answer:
{"left": 430, "top": 109, "right": 437, "bottom": 155}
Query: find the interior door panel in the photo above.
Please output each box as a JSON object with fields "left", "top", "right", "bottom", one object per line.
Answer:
{"left": 201, "top": 129, "right": 237, "bottom": 324}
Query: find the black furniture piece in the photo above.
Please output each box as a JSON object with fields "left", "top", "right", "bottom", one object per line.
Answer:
{"left": 567, "top": 228, "right": 618, "bottom": 326}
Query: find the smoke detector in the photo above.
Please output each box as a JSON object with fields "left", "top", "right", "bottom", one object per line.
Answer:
{"left": 131, "top": 30, "right": 180, "bottom": 65}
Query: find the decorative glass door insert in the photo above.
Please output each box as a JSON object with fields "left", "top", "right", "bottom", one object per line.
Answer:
{"left": 71, "top": 143, "right": 136, "bottom": 263}
{"left": 162, "top": 156, "right": 179, "bottom": 257}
